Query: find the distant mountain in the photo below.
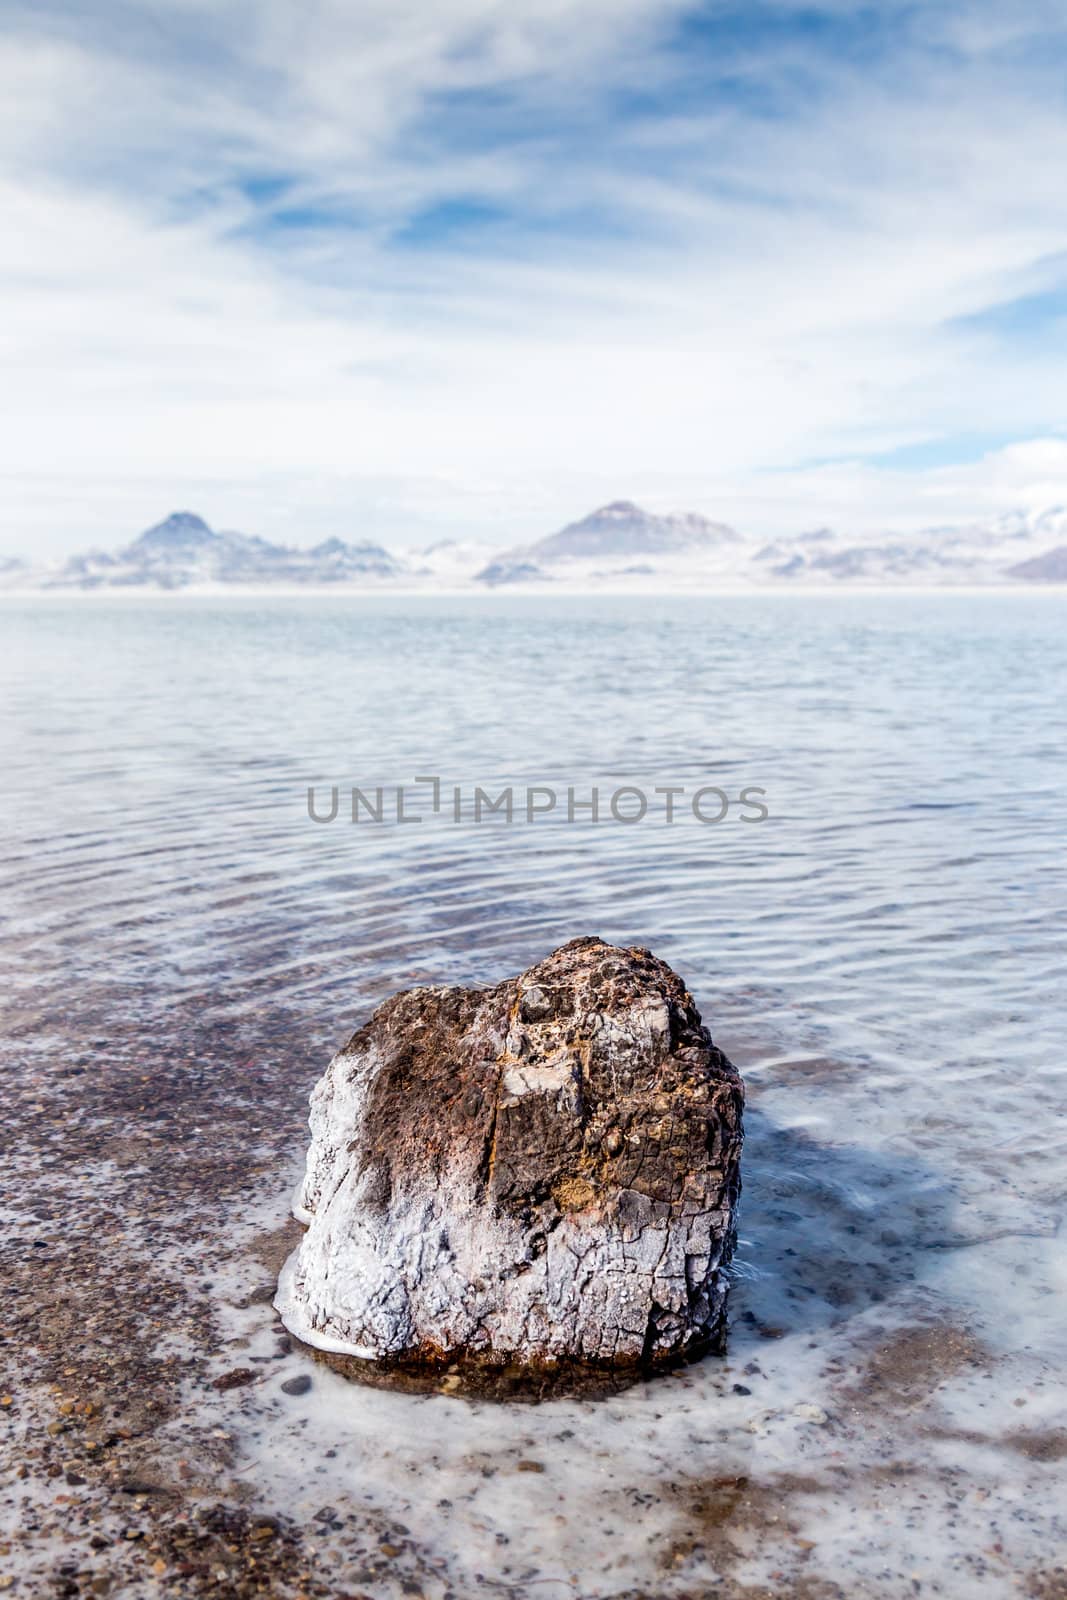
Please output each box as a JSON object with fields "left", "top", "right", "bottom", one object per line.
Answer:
{"left": 474, "top": 500, "right": 741, "bottom": 585}
{"left": 477, "top": 559, "right": 552, "bottom": 588}
{"left": 7, "top": 511, "right": 404, "bottom": 590}
{"left": 3, "top": 502, "right": 1067, "bottom": 593}
{"left": 753, "top": 535, "right": 979, "bottom": 583}
{"left": 300, "top": 537, "right": 399, "bottom": 580}
{"left": 746, "top": 508, "right": 1067, "bottom": 587}
{"left": 134, "top": 510, "right": 217, "bottom": 553}
{"left": 1007, "top": 545, "right": 1067, "bottom": 581}
{"left": 523, "top": 500, "right": 739, "bottom": 561}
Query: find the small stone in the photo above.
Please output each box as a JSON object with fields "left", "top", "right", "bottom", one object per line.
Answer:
{"left": 212, "top": 1368, "right": 256, "bottom": 1392}
{"left": 280, "top": 1374, "right": 312, "bottom": 1397}
{"left": 516, "top": 1460, "right": 545, "bottom": 1473}
{"left": 732, "top": 1383, "right": 752, "bottom": 1395}
{"left": 379, "top": 1544, "right": 402, "bottom": 1558}
{"left": 793, "top": 1403, "right": 829, "bottom": 1424}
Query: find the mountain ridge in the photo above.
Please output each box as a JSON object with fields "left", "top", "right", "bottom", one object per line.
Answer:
{"left": 3, "top": 501, "right": 1067, "bottom": 591}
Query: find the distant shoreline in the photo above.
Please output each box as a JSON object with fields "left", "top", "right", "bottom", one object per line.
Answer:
{"left": 1, "top": 582, "right": 1065, "bottom": 600}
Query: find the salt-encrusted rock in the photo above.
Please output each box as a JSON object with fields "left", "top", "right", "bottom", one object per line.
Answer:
{"left": 275, "top": 937, "right": 744, "bottom": 1382}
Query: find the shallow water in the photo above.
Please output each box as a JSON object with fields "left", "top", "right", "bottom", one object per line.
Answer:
{"left": 2, "top": 592, "right": 1065, "bottom": 1598}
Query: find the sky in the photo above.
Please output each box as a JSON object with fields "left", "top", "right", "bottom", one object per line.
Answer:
{"left": 2, "top": 0, "right": 1067, "bottom": 557}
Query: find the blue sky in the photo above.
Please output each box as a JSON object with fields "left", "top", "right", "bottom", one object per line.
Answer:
{"left": 2, "top": 0, "right": 1067, "bottom": 553}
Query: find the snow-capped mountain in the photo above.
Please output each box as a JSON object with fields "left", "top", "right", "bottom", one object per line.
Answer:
{"left": 523, "top": 500, "right": 738, "bottom": 561}
{"left": 744, "top": 507, "right": 1067, "bottom": 586}
{"left": 477, "top": 500, "right": 740, "bottom": 586}
{"left": 1007, "top": 545, "right": 1067, "bottom": 581}
{"left": 6, "top": 511, "right": 404, "bottom": 590}
{"left": 3, "top": 502, "right": 1067, "bottom": 592}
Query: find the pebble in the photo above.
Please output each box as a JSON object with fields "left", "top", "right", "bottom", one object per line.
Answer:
{"left": 793, "top": 1403, "right": 829, "bottom": 1425}
{"left": 213, "top": 1368, "right": 256, "bottom": 1392}
{"left": 280, "top": 1375, "right": 312, "bottom": 1397}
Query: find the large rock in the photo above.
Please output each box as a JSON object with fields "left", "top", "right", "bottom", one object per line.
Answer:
{"left": 275, "top": 938, "right": 744, "bottom": 1385}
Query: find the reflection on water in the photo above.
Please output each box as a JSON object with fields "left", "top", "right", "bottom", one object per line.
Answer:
{"left": 1, "top": 592, "right": 1065, "bottom": 1597}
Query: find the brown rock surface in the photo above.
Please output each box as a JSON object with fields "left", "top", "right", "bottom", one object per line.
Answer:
{"left": 276, "top": 937, "right": 744, "bottom": 1383}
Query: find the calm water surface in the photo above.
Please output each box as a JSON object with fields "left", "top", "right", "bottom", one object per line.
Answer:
{"left": 1, "top": 593, "right": 1065, "bottom": 1598}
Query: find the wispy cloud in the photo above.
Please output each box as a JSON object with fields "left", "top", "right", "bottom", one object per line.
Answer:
{"left": 2, "top": 0, "right": 1067, "bottom": 553}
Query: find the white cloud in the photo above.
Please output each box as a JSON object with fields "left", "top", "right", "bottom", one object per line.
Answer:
{"left": 1, "top": 1, "right": 1066, "bottom": 554}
